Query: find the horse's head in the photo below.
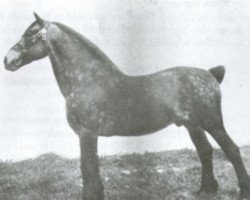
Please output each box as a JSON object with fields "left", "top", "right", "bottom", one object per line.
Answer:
{"left": 4, "top": 13, "right": 50, "bottom": 71}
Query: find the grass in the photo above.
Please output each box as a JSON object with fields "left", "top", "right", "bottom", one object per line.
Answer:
{"left": 0, "top": 146, "right": 250, "bottom": 200}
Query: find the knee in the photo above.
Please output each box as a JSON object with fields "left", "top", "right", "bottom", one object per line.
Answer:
{"left": 198, "top": 144, "right": 213, "bottom": 164}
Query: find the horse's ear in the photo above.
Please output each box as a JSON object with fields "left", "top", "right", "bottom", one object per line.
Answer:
{"left": 33, "top": 12, "right": 45, "bottom": 27}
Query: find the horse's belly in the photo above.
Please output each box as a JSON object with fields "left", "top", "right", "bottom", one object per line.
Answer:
{"left": 98, "top": 119, "right": 172, "bottom": 137}
{"left": 98, "top": 106, "right": 173, "bottom": 136}
{"left": 117, "top": 120, "right": 172, "bottom": 136}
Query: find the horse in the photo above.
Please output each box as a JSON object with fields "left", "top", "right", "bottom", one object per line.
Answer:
{"left": 4, "top": 13, "right": 250, "bottom": 200}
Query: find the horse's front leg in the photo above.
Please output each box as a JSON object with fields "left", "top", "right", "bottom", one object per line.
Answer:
{"left": 78, "top": 131, "right": 104, "bottom": 200}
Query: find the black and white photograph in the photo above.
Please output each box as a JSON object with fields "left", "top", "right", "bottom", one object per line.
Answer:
{"left": 1, "top": 0, "right": 250, "bottom": 199}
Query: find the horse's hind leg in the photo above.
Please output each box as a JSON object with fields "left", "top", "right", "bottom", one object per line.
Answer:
{"left": 186, "top": 126, "right": 218, "bottom": 193}
{"left": 204, "top": 122, "right": 250, "bottom": 199}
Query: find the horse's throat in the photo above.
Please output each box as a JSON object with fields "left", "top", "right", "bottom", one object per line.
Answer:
{"left": 49, "top": 49, "right": 78, "bottom": 96}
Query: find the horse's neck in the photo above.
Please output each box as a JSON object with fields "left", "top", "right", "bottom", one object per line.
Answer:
{"left": 47, "top": 26, "right": 122, "bottom": 97}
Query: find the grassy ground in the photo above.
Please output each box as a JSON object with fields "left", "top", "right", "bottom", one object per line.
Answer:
{"left": 0, "top": 146, "right": 250, "bottom": 200}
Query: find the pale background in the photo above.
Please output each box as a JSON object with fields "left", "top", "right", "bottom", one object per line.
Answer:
{"left": 0, "top": 0, "right": 250, "bottom": 161}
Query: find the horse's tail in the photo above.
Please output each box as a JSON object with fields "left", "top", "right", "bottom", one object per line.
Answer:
{"left": 209, "top": 65, "right": 225, "bottom": 84}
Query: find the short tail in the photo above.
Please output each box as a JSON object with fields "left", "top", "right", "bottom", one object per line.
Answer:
{"left": 209, "top": 65, "right": 225, "bottom": 84}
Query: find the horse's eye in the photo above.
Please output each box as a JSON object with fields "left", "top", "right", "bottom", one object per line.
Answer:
{"left": 37, "top": 32, "right": 42, "bottom": 37}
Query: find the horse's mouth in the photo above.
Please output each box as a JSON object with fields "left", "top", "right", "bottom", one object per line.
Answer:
{"left": 5, "top": 58, "right": 22, "bottom": 71}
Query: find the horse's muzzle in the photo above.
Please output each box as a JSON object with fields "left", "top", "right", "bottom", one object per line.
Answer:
{"left": 4, "top": 57, "right": 22, "bottom": 71}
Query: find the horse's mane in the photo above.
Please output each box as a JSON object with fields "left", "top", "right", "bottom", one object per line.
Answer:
{"left": 53, "top": 22, "right": 120, "bottom": 71}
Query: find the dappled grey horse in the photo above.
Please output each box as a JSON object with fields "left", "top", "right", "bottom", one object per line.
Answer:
{"left": 4, "top": 13, "right": 250, "bottom": 200}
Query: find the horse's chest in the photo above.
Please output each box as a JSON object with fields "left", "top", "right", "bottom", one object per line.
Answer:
{"left": 66, "top": 86, "right": 107, "bottom": 131}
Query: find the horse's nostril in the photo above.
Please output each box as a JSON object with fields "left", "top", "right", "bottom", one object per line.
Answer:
{"left": 4, "top": 57, "right": 7, "bottom": 65}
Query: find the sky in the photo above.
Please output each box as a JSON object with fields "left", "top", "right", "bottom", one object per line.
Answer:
{"left": 1, "top": 0, "right": 250, "bottom": 160}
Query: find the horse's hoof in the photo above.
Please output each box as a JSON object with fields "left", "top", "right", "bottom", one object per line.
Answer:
{"left": 82, "top": 193, "right": 104, "bottom": 200}
{"left": 240, "top": 190, "right": 250, "bottom": 200}
{"left": 239, "top": 176, "right": 250, "bottom": 200}
{"left": 198, "top": 177, "right": 218, "bottom": 194}
{"left": 196, "top": 190, "right": 217, "bottom": 200}
{"left": 82, "top": 189, "right": 104, "bottom": 200}
{"left": 197, "top": 189, "right": 217, "bottom": 196}
{"left": 239, "top": 194, "right": 250, "bottom": 200}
